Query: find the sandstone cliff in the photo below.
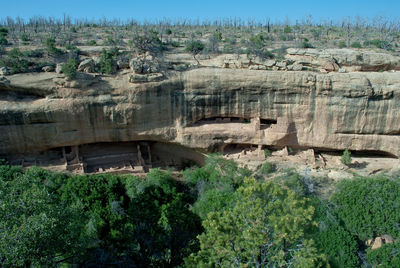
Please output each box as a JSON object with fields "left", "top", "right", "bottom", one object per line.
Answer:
{"left": 1, "top": 65, "right": 399, "bottom": 163}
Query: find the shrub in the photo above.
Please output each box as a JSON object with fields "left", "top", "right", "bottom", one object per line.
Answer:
{"left": 283, "top": 25, "right": 292, "bottom": 34}
{"left": 313, "top": 200, "right": 360, "bottom": 268}
{"left": 331, "top": 176, "right": 400, "bottom": 240}
{"left": 20, "top": 33, "right": 30, "bottom": 44}
{"left": 186, "top": 178, "right": 327, "bottom": 267}
{"left": 366, "top": 241, "right": 400, "bottom": 267}
{"left": 0, "top": 48, "right": 29, "bottom": 73}
{"left": 88, "top": 40, "right": 97, "bottom": 46}
{"left": 341, "top": 149, "right": 351, "bottom": 165}
{"left": 258, "top": 161, "right": 275, "bottom": 175}
{"left": 351, "top": 41, "right": 362, "bottom": 48}
{"left": 170, "top": 40, "right": 180, "bottom": 47}
{"left": 61, "top": 58, "right": 77, "bottom": 80}
{"left": 185, "top": 40, "right": 204, "bottom": 64}
{"left": 165, "top": 29, "right": 172, "bottom": 35}
{"left": 98, "top": 48, "right": 118, "bottom": 74}
{"left": 364, "top": 39, "right": 391, "bottom": 49}
{"left": 264, "top": 149, "right": 271, "bottom": 158}
{"left": 104, "top": 36, "right": 115, "bottom": 46}
{"left": 301, "top": 39, "right": 314, "bottom": 48}
{"left": 338, "top": 40, "right": 347, "bottom": 48}
{"left": 0, "top": 27, "right": 8, "bottom": 45}
{"left": 45, "top": 37, "right": 62, "bottom": 55}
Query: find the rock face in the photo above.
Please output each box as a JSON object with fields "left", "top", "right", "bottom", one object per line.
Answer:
{"left": 0, "top": 66, "right": 400, "bottom": 165}
{"left": 286, "top": 48, "right": 400, "bottom": 72}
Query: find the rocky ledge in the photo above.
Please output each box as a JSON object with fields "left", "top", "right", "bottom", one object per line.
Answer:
{"left": 0, "top": 49, "right": 399, "bottom": 173}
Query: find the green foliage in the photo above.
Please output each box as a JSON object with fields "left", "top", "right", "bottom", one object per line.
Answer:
{"left": 341, "top": 149, "right": 351, "bottom": 165}
{"left": 183, "top": 154, "right": 250, "bottom": 195}
{"left": 56, "top": 169, "right": 202, "bottom": 266}
{"left": 123, "top": 169, "right": 202, "bottom": 267}
{"left": 331, "top": 176, "right": 400, "bottom": 240}
{"left": 301, "top": 39, "right": 314, "bottom": 48}
{"left": 264, "top": 49, "right": 275, "bottom": 59}
{"left": 317, "top": 224, "right": 359, "bottom": 268}
{"left": 44, "top": 37, "right": 62, "bottom": 55}
{"left": 186, "top": 178, "right": 327, "bottom": 267}
{"left": 0, "top": 48, "right": 29, "bottom": 73}
{"left": 275, "top": 169, "right": 310, "bottom": 197}
{"left": 364, "top": 39, "right": 391, "bottom": 49}
{"left": 351, "top": 41, "right": 362, "bottom": 48}
{"left": 22, "top": 48, "right": 43, "bottom": 58}
{"left": 185, "top": 40, "right": 205, "bottom": 56}
{"left": 0, "top": 27, "right": 8, "bottom": 37}
{"left": 213, "top": 31, "right": 223, "bottom": 41}
{"left": 165, "top": 28, "right": 172, "bottom": 35}
{"left": 170, "top": 40, "right": 180, "bottom": 47}
{"left": 192, "top": 188, "right": 236, "bottom": 219}
{"left": 0, "top": 27, "right": 8, "bottom": 45}
{"left": 98, "top": 48, "right": 118, "bottom": 74}
{"left": 338, "top": 40, "right": 347, "bottom": 48}
{"left": 130, "top": 29, "right": 163, "bottom": 56}
{"left": 20, "top": 33, "right": 30, "bottom": 44}
{"left": 103, "top": 36, "right": 115, "bottom": 46}
{"left": 61, "top": 57, "right": 78, "bottom": 79}
{"left": 366, "top": 241, "right": 400, "bottom": 267}
{"left": 183, "top": 154, "right": 250, "bottom": 219}
{"left": 283, "top": 25, "right": 293, "bottom": 33}
{"left": 247, "top": 32, "right": 275, "bottom": 59}
{"left": 88, "top": 39, "right": 97, "bottom": 46}
{"left": 264, "top": 148, "right": 271, "bottom": 157}
{"left": 356, "top": 53, "right": 363, "bottom": 61}
{"left": 0, "top": 166, "right": 87, "bottom": 267}
{"left": 258, "top": 161, "right": 275, "bottom": 175}
{"left": 312, "top": 198, "right": 360, "bottom": 268}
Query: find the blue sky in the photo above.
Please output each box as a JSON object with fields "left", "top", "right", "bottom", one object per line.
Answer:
{"left": 1, "top": 0, "right": 399, "bottom": 23}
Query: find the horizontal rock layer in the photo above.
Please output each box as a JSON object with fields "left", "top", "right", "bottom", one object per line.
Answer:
{"left": 0, "top": 68, "right": 399, "bottom": 158}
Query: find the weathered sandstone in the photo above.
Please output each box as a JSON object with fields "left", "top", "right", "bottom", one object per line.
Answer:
{"left": 0, "top": 67, "right": 399, "bottom": 164}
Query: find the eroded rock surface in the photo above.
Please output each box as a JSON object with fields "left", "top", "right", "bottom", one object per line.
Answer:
{"left": 0, "top": 50, "right": 400, "bottom": 172}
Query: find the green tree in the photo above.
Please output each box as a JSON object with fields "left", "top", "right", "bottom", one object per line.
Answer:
{"left": 186, "top": 178, "right": 327, "bottom": 267}
{"left": 0, "top": 48, "right": 29, "bottom": 73}
{"left": 247, "top": 32, "right": 275, "bottom": 59}
{"left": 0, "top": 166, "right": 87, "bottom": 267}
{"left": 124, "top": 169, "right": 202, "bottom": 267}
{"left": 341, "top": 149, "right": 351, "bottom": 165}
{"left": 312, "top": 199, "right": 360, "bottom": 268}
{"left": 185, "top": 40, "right": 204, "bottom": 65}
{"left": 331, "top": 176, "right": 400, "bottom": 240}
{"left": 284, "top": 25, "right": 293, "bottom": 34}
{"left": 61, "top": 57, "right": 78, "bottom": 80}
{"left": 45, "top": 37, "right": 62, "bottom": 55}
{"left": 98, "top": 48, "right": 118, "bottom": 74}
{"left": 0, "top": 27, "right": 8, "bottom": 45}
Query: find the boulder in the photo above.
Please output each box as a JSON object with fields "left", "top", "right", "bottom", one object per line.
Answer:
{"left": 371, "top": 237, "right": 383, "bottom": 250}
{"left": 382, "top": 234, "right": 395, "bottom": 244}
{"left": 55, "top": 63, "right": 64, "bottom": 74}
{"left": 0, "top": 67, "right": 10, "bottom": 76}
{"left": 276, "top": 61, "right": 287, "bottom": 69}
{"left": 320, "top": 60, "right": 339, "bottom": 72}
{"left": 42, "top": 65, "right": 54, "bottom": 72}
{"left": 117, "top": 58, "right": 130, "bottom": 69}
{"left": 77, "top": 58, "right": 95, "bottom": 73}
{"left": 265, "top": 59, "right": 276, "bottom": 67}
{"left": 292, "top": 63, "right": 303, "bottom": 71}
{"left": 129, "top": 58, "right": 156, "bottom": 74}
